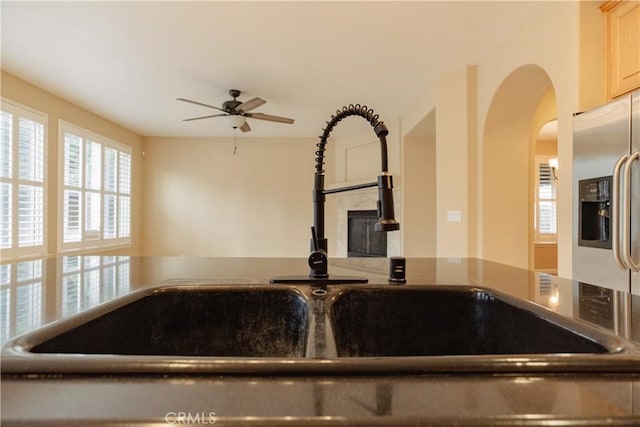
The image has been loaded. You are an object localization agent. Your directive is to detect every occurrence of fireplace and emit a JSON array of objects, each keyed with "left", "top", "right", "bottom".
[{"left": 347, "top": 210, "right": 387, "bottom": 257}]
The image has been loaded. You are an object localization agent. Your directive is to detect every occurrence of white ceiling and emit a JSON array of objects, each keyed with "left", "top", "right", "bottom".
[{"left": 1, "top": 1, "right": 542, "bottom": 138}]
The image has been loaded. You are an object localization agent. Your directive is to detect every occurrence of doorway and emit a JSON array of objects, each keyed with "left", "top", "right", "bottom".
[{"left": 482, "top": 64, "right": 556, "bottom": 270}]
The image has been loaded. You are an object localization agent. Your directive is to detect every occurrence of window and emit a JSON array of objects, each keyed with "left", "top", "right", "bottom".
[
  {"left": 534, "top": 156, "right": 557, "bottom": 243},
  {"left": 0, "top": 99, "right": 47, "bottom": 260},
  {"left": 59, "top": 122, "right": 131, "bottom": 252}
]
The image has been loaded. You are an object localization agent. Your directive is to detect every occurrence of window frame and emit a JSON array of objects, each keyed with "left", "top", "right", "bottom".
[
  {"left": 57, "top": 121, "right": 132, "bottom": 253},
  {"left": 0, "top": 98, "right": 48, "bottom": 260},
  {"left": 534, "top": 155, "right": 558, "bottom": 244}
]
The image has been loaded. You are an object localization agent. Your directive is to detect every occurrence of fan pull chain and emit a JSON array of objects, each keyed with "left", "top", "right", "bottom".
[{"left": 233, "top": 129, "right": 237, "bottom": 155}]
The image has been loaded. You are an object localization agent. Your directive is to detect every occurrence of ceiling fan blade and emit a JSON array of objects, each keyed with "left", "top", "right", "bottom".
[
  {"left": 177, "top": 98, "right": 225, "bottom": 112},
  {"left": 247, "top": 112, "right": 295, "bottom": 124},
  {"left": 183, "top": 113, "right": 227, "bottom": 122},
  {"left": 239, "top": 121, "right": 251, "bottom": 133},
  {"left": 237, "top": 97, "right": 266, "bottom": 113}
]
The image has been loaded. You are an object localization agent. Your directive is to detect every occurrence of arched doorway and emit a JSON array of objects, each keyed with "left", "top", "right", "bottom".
[{"left": 482, "top": 64, "right": 556, "bottom": 269}]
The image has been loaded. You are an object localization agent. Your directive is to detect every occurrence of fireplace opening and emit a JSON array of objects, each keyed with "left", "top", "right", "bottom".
[{"left": 347, "top": 210, "right": 387, "bottom": 257}]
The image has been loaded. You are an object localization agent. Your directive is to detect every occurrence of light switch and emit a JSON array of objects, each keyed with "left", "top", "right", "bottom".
[{"left": 447, "top": 210, "right": 462, "bottom": 222}]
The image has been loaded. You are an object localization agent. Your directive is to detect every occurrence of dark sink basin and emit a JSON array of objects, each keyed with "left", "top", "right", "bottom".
[
  {"left": 330, "top": 287, "right": 609, "bottom": 357},
  {"left": 3, "top": 284, "right": 636, "bottom": 375},
  {"left": 30, "top": 287, "right": 309, "bottom": 358}
]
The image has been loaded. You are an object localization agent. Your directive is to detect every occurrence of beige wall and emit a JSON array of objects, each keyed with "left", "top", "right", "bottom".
[
  {"left": 536, "top": 139, "right": 558, "bottom": 157},
  {"left": 402, "top": 109, "right": 436, "bottom": 257},
  {"left": 579, "top": 1, "right": 606, "bottom": 110},
  {"left": 401, "top": 66, "right": 479, "bottom": 257},
  {"left": 534, "top": 243, "right": 558, "bottom": 272},
  {"left": 332, "top": 116, "right": 403, "bottom": 182},
  {"left": 436, "top": 66, "right": 477, "bottom": 258},
  {"left": 141, "top": 136, "right": 317, "bottom": 257},
  {"left": 1, "top": 71, "right": 145, "bottom": 257},
  {"left": 402, "top": 135, "right": 436, "bottom": 257},
  {"left": 400, "top": 67, "right": 477, "bottom": 258},
  {"left": 400, "top": 1, "right": 580, "bottom": 278}
]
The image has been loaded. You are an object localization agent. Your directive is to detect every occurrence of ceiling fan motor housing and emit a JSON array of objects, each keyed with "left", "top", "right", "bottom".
[
  {"left": 223, "top": 89, "right": 243, "bottom": 113},
  {"left": 222, "top": 99, "right": 242, "bottom": 113}
]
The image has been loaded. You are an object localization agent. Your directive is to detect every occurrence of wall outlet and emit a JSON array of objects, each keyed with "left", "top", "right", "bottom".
[{"left": 447, "top": 210, "right": 462, "bottom": 222}]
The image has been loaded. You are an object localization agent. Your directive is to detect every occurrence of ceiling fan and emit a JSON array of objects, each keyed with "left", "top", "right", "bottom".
[{"left": 177, "top": 89, "right": 295, "bottom": 133}]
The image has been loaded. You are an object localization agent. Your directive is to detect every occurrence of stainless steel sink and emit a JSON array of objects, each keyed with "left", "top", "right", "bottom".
[
  {"left": 330, "top": 287, "right": 608, "bottom": 357},
  {"left": 2, "top": 284, "right": 638, "bottom": 375}
]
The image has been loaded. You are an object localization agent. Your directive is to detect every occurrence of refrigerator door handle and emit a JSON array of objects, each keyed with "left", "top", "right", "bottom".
[
  {"left": 622, "top": 150, "right": 639, "bottom": 272},
  {"left": 612, "top": 153, "right": 629, "bottom": 270}
]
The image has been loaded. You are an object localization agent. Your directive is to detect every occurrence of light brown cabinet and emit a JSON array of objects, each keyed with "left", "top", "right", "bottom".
[{"left": 601, "top": 1, "right": 640, "bottom": 99}]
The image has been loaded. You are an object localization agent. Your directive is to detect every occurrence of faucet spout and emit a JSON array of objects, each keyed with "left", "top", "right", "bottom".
[
  {"left": 310, "top": 104, "right": 400, "bottom": 278},
  {"left": 375, "top": 174, "right": 400, "bottom": 232}
]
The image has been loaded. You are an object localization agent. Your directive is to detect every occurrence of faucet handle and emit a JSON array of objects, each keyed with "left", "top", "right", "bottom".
[
  {"left": 308, "top": 251, "right": 328, "bottom": 278},
  {"left": 309, "top": 226, "right": 328, "bottom": 278},
  {"left": 311, "top": 226, "right": 320, "bottom": 252}
]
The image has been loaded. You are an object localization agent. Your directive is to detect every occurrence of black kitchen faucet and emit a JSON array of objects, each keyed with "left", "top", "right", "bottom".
[{"left": 272, "top": 104, "right": 399, "bottom": 284}]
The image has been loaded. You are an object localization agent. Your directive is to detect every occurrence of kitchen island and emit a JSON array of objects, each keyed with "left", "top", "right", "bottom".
[{"left": 1, "top": 256, "right": 639, "bottom": 426}]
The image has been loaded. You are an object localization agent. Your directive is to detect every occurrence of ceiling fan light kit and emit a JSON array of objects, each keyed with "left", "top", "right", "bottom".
[
  {"left": 223, "top": 114, "right": 246, "bottom": 129},
  {"left": 177, "top": 89, "right": 294, "bottom": 133}
]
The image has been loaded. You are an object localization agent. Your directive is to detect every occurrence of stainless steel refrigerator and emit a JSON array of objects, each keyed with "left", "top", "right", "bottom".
[
  {"left": 573, "top": 89, "right": 639, "bottom": 295},
  {"left": 572, "top": 91, "right": 640, "bottom": 295}
]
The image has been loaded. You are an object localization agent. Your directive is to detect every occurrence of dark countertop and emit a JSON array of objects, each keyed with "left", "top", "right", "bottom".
[{"left": 1, "top": 256, "right": 639, "bottom": 426}]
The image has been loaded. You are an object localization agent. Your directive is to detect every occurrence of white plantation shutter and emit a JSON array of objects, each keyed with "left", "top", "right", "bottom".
[
  {"left": 0, "top": 112, "right": 11, "bottom": 249},
  {"left": 0, "top": 183, "right": 11, "bottom": 249},
  {"left": 18, "top": 185, "right": 44, "bottom": 246},
  {"left": 535, "top": 158, "right": 557, "bottom": 243},
  {"left": 103, "top": 147, "right": 117, "bottom": 239},
  {"left": 0, "top": 112, "right": 11, "bottom": 179},
  {"left": 85, "top": 140, "right": 101, "bottom": 190},
  {"left": 104, "top": 147, "right": 117, "bottom": 192},
  {"left": 0, "top": 100, "right": 47, "bottom": 259},
  {"left": 118, "top": 195, "right": 130, "bottom": 238},
  {"left": 60, "top": 122, "right": 132, "bottom": 251},
  {"left": 64, "top": 134, "right": 82, "bottom": 187},
  {"left": 84, "top": 140, "right": 101, "bottom": 241},
  {"left": 63, "top": 190, "right": 81, "bottom": 243},
  {"left": 118, "top": 152, "right": 131, "bottom": 238},
  {"left": 104, "top": 194, "right": 117, "bottom": 239},
  {"left": 18, "top": 118, "right": 44, "bottom": 182},
  {"left": 63, "top": 133, "right": 82, "bottom": 243},
  {"left": 84, "top": 191, "right": 101, "bottom": 240}
]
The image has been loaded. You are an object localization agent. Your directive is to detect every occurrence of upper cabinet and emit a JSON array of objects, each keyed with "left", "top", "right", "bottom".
[{"left": 601, "top": 1, "right": 640, "bottom": 99}]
